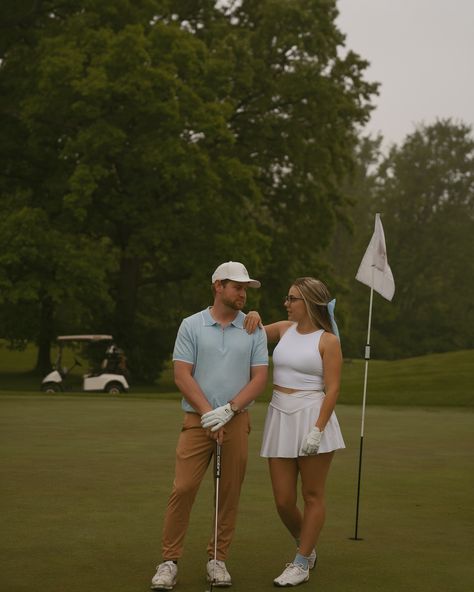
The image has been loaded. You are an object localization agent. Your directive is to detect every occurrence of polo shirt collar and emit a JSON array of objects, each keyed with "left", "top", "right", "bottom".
[
  {"left": 202, "top": 307, "right": 217, "bottom": 326},
  {"left": 202, "top": 307, "right": 245, "bottom": 329},
  {"left": 231, "top": 311, "right": 245, "bottom": 329}
]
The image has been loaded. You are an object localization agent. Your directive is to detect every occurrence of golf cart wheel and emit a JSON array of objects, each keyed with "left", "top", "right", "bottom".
[
  {"left": 41, "top": 382, "right": 61, "bottom": 393},
  {"left": 105, "top": 381, "right": 123, "bottom": 394}
]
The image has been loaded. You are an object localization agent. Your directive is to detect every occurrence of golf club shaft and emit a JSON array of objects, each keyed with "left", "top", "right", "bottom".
[{"left": 211, "top": 442, "right": 222, "bottom": 591}]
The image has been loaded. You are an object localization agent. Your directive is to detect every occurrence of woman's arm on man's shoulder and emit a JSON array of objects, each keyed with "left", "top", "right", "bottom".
[
  {"left": 244, "top": 311, "right": 291, "bottom": 343},
  {"left": 264, "top": 321, "right": 292, "bottom": 343}
]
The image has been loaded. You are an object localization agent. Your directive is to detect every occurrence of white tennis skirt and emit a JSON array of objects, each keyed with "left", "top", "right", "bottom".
[{"left": 260, "top": 390, "right": 345, "bottom": 458}]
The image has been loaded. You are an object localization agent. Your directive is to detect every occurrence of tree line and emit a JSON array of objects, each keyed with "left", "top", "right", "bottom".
[
  {"left": 0, "top": 1, "right": 472, "bottom": 380},
  {"left": 332, "top": 122, "right": 473, "bottom": 360}
]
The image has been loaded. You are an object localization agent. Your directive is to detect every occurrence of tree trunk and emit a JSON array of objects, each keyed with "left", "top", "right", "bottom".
[
  {"left": 35, "top": 296, "right": 54, "bottom": 374},
  {"left": 115, "top": 254, "right": 140, "bottom": 348}
]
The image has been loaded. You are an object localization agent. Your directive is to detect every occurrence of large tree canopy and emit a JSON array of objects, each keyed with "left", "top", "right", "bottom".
[
  {"left": 0, "top": 0, "right": 376, "bottom": 378},
  {"left": 221, "top": 0, "right": 377, "bottom": 314}
]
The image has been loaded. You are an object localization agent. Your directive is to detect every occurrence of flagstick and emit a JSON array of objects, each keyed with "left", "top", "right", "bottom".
[
  {"left": 352, "top": 212, "right": 395, "bottom": 540},
  {"left": 351, "top": 272, "right": 375, "bottom": 541}
]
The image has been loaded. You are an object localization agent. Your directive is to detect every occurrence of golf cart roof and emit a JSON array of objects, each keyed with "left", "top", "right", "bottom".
[{"left": 57, "top": 335, "right": 114, "bottom": 342}]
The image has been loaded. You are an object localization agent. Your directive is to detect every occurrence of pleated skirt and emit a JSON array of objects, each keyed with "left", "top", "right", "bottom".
[{"left": 260, "top": 390, "right": 345, "bottom": 458}]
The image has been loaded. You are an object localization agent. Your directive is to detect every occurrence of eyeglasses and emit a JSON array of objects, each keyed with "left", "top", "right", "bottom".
[{"left": 284, "top": 295, "right": 304, "bottom": 303}]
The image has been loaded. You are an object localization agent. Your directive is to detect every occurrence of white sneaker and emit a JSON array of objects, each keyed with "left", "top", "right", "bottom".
[
  {"left": 274, "top": 562, "right": 310, "bottom": 587},
  {"left": 206, "top": 559, "right": 232, "bottom": 587},
  {"left": 151, "top": 561, "right": 178, "bottom": 590}
]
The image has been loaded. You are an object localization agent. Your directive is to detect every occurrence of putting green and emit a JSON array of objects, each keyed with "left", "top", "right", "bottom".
[{"left": 1, "top": 395, "right": 473, "bottom": 591}]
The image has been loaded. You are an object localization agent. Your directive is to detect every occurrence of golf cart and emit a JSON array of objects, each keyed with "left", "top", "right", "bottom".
[{"left": 41, "top": 335, "right": 130, "bottom": 394}]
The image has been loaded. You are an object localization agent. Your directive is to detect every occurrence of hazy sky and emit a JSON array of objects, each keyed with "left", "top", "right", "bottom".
[{"left": 337, "top": 0, "right": 474, "bottom": 148}]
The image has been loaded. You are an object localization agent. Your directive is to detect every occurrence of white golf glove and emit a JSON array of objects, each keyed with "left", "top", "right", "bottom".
[
  {"left": 301, "top": 426, "right": 323, "bottom": 455},
  {"left": 201, "top": 404, "right": 235, "bottom": 432}
]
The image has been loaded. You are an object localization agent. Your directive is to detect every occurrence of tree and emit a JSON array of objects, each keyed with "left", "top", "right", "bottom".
[
  {"left": 374, "top": 120, "right": 474, "bottom": 356},
  {"left": 0, "top": 1, "right": 267, "bottom": 376},
  {"left": 209, "top": 0, "right": 378, "bottom": 319},
  {"left": 0, "top": 0, "right": 377, "bottom": 378},
  {"left": 329, "top": 120, "right": 474, "bottom": 359},
  {"left": 0, "top": 2, "right": 119, "bottom": 372},
  {"left": 0, "top": 205, "right": 117, "bottom": 372}
]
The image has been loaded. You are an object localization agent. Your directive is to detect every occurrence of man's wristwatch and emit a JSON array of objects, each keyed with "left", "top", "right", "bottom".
[{"left": 229, "top": 400, "right": 240, "bottom": 414}]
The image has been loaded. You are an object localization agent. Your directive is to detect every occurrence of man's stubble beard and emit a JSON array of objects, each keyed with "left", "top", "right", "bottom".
[{"left": 221, "top": 296, "right": 246, "bottom": 311}]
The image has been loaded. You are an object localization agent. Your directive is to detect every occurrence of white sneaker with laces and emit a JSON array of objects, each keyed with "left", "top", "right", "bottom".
[
  {"left": 274, "top": 562, "right": 310, "bottom": 587},
  {"left": 151, "top": 561, "right": 178, "bottom": 590},
  {"left": 206, "top": 559, "right": 232, "bottom": 587}
]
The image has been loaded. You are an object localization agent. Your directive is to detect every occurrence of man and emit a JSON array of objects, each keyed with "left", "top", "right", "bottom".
[{"left": 151, "top": 261, "right": 268, "bottom": 590}]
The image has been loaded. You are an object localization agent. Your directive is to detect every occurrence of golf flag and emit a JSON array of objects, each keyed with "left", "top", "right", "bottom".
[
  {"left": 351, "top": 212, "right": 395, "bottom": 541},
  {"left": 356, "top": 213, "right": 395, "bottom": 301}
]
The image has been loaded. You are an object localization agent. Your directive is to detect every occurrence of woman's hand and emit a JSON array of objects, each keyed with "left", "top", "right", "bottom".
[
  {"left": 300, "top": 426, "right": 323, "bottom": 455},
  {"left": 244, "top": 311, "right": 263, "bottom": 334}
]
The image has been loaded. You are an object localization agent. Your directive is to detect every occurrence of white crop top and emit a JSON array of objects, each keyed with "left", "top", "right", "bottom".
[{"left": 272, "top": 324, "right": 325, "bottom": 390}]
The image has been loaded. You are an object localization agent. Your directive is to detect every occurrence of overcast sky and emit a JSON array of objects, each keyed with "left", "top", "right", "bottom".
[{"left": 336, "top": 0, "right": 474, "bottom": 148}]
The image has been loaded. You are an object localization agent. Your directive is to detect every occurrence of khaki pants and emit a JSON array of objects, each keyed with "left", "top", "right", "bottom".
[{"left": 161, "top": 411, "right": 250, "bottom": 561}]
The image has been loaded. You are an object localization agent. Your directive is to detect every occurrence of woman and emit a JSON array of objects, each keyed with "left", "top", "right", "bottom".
[{"left": 245, "top": 277, "right": 345, "bottom": 587}]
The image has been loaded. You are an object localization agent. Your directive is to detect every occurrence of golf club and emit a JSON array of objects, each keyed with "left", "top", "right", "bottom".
[{"left": 207, "top": 441, "right": 222, "bottom": 592}]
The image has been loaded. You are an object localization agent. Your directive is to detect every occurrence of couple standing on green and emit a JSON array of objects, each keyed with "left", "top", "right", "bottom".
[{"left": 150, "top": 261, "right": 345, "bottom": 590}]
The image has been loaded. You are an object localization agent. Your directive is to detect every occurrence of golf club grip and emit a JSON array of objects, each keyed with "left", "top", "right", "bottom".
[{"left": 215, "top": 442, "right": 221, "bottom": 479}]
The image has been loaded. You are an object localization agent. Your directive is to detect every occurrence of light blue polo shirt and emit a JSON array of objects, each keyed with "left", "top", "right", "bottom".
[{"left": 173, "top": 307, "right": 268, "bottom": 413}]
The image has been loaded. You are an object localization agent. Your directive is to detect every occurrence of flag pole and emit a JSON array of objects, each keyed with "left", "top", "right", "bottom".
[
  {"left": 351, "top": 268, "right": 374, "bottom": 541},
  {"left": 352, "top": 212, "right": 395, "bottom": 541}
]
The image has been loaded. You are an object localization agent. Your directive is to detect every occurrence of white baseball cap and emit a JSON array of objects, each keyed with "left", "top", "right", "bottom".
[{"left": 211, "top": 261, "right": 261, "bottom": 288}]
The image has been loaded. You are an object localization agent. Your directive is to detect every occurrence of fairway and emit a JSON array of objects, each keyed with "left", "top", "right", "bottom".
[{"left": 1, "top": 395, "right": 473, "bottom": 592}]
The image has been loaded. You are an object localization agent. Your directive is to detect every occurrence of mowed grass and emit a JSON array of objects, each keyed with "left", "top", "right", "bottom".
[
  {"left": 338, "top": 349, "right": 474, "bottom": 407},
  {"left": 1, "top": 395, "right": 473, "bottom": 592},
  {"left": 1, "top": 341, "right": 473, "bottom": 407}
]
